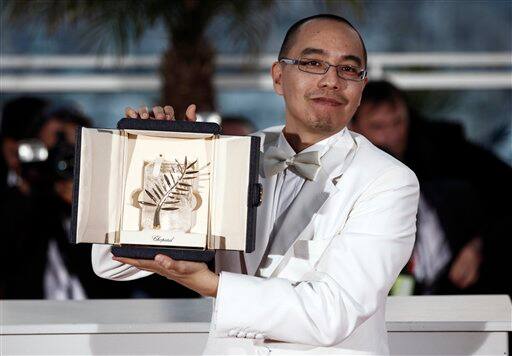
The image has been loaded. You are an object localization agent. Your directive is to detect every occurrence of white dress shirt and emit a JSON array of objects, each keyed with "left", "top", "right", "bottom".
[
  {"left": 44, "top": 217, "right": 86, "bottom": 300},
  {"left": 413, "top": 194, "right": 452, "bottom": 286},
  {"left": 269, "top": 128, "right": 348, "bottom": 252}
]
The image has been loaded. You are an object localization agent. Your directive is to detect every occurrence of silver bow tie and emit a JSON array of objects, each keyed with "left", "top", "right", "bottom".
[{"left": 263, "top": 146, "right": 321, "bottom": 181}]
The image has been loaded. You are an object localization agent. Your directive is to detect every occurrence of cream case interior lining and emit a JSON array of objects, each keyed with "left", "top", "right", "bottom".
[{"left": 75, "top": 128, "right": 251, "bottom": 251}]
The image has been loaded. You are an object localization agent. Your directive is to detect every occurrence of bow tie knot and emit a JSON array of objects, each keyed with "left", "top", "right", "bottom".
[{"left": 263, "top": 146, "right": 322, "bottom": 181}]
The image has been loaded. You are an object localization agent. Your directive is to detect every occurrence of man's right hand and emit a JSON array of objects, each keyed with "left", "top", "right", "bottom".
[
  {"left": 449, "top": 237, "right": 482, "bottom": 289},
  {"left": 124, "top": 104, "right": 197, "bottom": 122}
]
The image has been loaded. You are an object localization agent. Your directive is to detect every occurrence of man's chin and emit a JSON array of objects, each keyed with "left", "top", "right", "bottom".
[{"left": 307, "top": 116, "right": 345, "bottom": 134}]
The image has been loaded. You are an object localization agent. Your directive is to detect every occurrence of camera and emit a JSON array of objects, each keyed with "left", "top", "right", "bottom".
[{"left": 18, "top": 132, "right": 75, "bottom": 189}]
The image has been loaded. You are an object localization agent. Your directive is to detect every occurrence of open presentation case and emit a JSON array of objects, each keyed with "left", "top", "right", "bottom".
[{"left": 70, "top": 119, "right": 261, "bottom": 262}]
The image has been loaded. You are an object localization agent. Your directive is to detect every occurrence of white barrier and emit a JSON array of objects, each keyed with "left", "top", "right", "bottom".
[{"left": 1, "top": 295, "right": 510, "bottom": 355}]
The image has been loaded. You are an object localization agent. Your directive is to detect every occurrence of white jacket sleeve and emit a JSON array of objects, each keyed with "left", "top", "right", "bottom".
[
  {"left": 91, "top": 244, "right": 153, "bottom": 281},
  {"left": 213, "top": 166, "right": 419, "bottom": 346}
]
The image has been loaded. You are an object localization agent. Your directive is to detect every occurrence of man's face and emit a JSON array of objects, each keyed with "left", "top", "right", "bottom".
[
  {"left": 38, "top": 118, "right": 64, "bottom": 148},
  {"left": 221, "top": 121, "right": 254, "bottom": 136},
  {"left": 272, "top": 19, "right": 367, "bottom": 138},
  {"left": 352, "top": 99, "right": 410, "bottom": 159},
  {"left": 2, "top": 137, "right": 20, "bottom": 172}
]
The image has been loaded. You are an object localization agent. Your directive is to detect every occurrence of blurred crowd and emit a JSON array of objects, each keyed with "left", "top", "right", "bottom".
[
  {"left": 351, "top": 81, "right": 511, "bottom": 296},
  {"left": 0, "top": 98, "right": 199, "bottom": 300},
  {"left": 0, "top": 81, "right": 510, "bottom": 300}
]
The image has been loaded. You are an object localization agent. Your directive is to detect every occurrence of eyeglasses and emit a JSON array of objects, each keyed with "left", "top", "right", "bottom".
[{"left": 279, "top": 57, "right": 367, "bottom": 82}]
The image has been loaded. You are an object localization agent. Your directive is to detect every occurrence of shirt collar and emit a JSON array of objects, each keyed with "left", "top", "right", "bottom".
[{"left": 277, "top": 127, "right": 348, "bottom": 158}]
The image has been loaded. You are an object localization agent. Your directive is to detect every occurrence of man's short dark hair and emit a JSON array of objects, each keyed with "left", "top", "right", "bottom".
[
  {"left": 278, "top": 14, "right": 367, "bottom": 67},
  {"left": 45, "top": 107, "right": 92, "bottom": 128},
  {"left": 28, "top": 106, "right": 92, "bottom": 138},
  {"left": 1, "top": 96, "right": 49, "bottom": 140}
]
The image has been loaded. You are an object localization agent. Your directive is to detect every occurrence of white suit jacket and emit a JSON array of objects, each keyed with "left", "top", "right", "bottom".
[{"left": 92, "top": 125, "right": 419, "bottom": 355}]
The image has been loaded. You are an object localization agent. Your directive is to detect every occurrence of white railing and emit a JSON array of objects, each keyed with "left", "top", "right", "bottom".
[{"left": 1, "top": 53, "right": 511, "bottom": 92}]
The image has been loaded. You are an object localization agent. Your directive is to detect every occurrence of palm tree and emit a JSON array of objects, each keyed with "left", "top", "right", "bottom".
[{"left": 2, "top": 0, "right": 275, "bottom": 117}]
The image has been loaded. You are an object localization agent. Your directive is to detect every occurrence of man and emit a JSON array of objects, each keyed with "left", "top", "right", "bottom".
[
  {"left": 220, "top": 115, "right": 256, "bottom": 135},
  {"left": 0, "top": 97, "right": 49, "bottom": 197},
  {"left": 0, "top": 98, "right": 49, "bottom": 299},
  {"left": 351, "top": 80, "right": 511, "bottom": 295},
  {"left": 92, "top": 15, "right": 419, "bottom": 354},
  {"left": 1, "top": 106, "right": 128, "bottom": 300}
]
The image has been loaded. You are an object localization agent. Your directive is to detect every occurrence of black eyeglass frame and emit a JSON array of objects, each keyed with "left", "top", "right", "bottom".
[{"left": 279, "top": 57, "right": 368, "bottom": 82}]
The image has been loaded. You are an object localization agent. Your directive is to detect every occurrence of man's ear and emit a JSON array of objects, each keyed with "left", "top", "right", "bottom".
[
  {"left": 362, "top": 77, "right": 368, "bottom": 88},
  {"left": 271, "top": 62, "right": 283, "bottom": 96},
  {"left": 356, "top": 77, "right": 369, "bottom": 107}
]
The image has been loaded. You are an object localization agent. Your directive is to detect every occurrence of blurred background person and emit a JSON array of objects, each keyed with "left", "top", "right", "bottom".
[
  {"left": 0, "top": 104, "right": 108, "bottom": 299},
  {"left": 1, "top": 97, "right": 51, "bottom": 298},
  {"left": 0, "top": 97, "right": 50, "bottom": 197},
  {"left": 220, "top": 115, "right": 256, "bottom": 135},
  {"left": 33, "top": 107, "right": 105, "bottom": 300},
  {"left": 1, "top": 102, "right": 197, "bottom": 299},
  {"left": 351, "top": 80, "right": 511, "bottom": 295}
]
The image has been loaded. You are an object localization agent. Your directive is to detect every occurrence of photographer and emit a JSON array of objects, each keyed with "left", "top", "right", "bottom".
[
  {"left": 1, "top": 106, "right": 99, "bottom": 299},
  {"left": 0, "top": 97, "right": 49, "bottom": 197},
  {"left": 37, "top": 108, "right": 92, "bottom": 299}
]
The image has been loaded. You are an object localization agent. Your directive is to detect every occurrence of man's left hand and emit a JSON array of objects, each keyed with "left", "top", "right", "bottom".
[{"left": 113, "top": 254, "right": 219, "bottom": 297}]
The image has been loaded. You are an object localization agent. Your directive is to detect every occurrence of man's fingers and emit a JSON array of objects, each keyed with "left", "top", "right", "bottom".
[
  {"left": 154, "top": 254, "right": 203, "bottom": 275},
  {"left": 456, "top": 271, "right": 471, "bottom": 289},
  {"left": 155, "top": 254, "right": 176, "bottom": 269},
  {"left": 153, "top": 106, "right": 165, "bottom": 120},
  {"left": 113, "top": 256, "right": 157, "bottom": 270},
  {"left": 139, "top": 106, "right": 149, "bottom": 119},
  {"left": 460, "top": 264, "right": 478, "bottom": 289},
  {"left": 113, "top": 254, "right": 217, "bottom": 296},
  {"left": 450, "top": 273, "right": 464, "bottom": 288},
  {"left": 126, "top": 104, "right": 194, "bottom": 121},
  {"left": 448, "top": 262, "right": 463, "bottom": 284},
  {"left": 449, "top": 243, "right": 482, "bottom": 289},
  {"left": 449, "top": 260, "right": 478, "bottom": 289},
  {"left": 466, "top": 269, "right": 479, "bottom": 288},
  {"left": 125, "top": 107, "right": 139, "bottom": 119},
  {"left": 163, "top": 105, "right": 175, "bottom": 120},
  {"left": 185, "top": 104, "right": 197, "bottom": 122},
  {"left": 113, "top": 256, "right": 138, "bottom": 265}
]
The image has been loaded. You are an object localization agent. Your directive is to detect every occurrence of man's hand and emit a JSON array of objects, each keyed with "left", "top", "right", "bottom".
[
  {"left": 124, "top": 104, "right": 197, "bottom": 121},
  {"left": 449, "top": 237, "right": 482, "bottom": 289},
  {"left": 113, "top": 254, "right": 219, "bottom": 297}
]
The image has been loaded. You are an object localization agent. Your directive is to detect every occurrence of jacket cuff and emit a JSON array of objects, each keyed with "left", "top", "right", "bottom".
[{"left": 212, "top": 271, "right": 269, "bottom": 340}]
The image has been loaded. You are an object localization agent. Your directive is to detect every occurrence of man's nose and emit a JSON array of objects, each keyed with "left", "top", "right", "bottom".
[{"left": 318, "top": 66, "right": 345, "bottom": 90}]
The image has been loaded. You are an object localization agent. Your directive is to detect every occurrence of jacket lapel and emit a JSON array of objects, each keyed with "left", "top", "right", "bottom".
[
  {"left": 256, "top": 132, "right": 357, "bottom": 276},
  {"left": 265, "top": 158, "right": 339, "bottom": 257},
  {"left": 265, "top": 132, "right": 358, "bottom": 277}
]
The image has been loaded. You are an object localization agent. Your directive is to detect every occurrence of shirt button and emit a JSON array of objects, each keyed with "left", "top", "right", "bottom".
[
  {"left": 236, "top": 331, "right": 246, "bottom": 338},
  {"left": 228, "top": 329, "right": 238, "bottom": 337},
  {"left": 255, "top": 333, "right": 265, "bottom": 339}
]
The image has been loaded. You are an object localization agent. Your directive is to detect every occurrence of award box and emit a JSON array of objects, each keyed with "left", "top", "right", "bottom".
[{"left": 70, "top": 119, "right": 261, "bottom": 262}]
